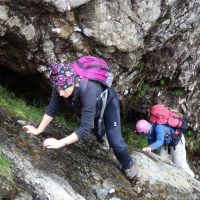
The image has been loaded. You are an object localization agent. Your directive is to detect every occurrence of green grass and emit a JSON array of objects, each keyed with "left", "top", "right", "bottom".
[
  {"left": 122, "top": 125, "right": 148, "bottom": 149},
  {"left": 0, "top": 86, "right": 43, "bottom": 120},
  {"left": 0, "top": 86, "right": 78, "bottom": 129},
  {"left": 0, "top": 152, "right": 13, "bottom": 183},
  {"left": 55, "top": 113, "right": 78, "bottom": 129}
]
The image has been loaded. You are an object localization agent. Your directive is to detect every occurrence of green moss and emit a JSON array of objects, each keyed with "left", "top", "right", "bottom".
[{"left": 159, "top": 79, "right": 165, "bottom": 86}]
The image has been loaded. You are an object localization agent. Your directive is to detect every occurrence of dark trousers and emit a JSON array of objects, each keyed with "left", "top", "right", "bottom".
[{"left": 94, "top": 95, "right": 133, "bottom": 170}]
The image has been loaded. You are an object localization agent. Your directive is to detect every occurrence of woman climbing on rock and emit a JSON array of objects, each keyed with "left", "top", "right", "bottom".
[{"left": 23, "top": 56, "right": 137, "bottom": 180}]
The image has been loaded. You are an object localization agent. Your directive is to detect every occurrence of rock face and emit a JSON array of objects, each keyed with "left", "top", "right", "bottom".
[
  {"left": 0, "top": 0, "right": 200, "bottom": 127},
  {"left": 0, "top": 108, "right": 200, "bottom": 199}
]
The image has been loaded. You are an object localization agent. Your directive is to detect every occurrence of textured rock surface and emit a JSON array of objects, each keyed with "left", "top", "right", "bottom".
[{"left": 0, "top": 109, "right": 200, "bottom": 199}]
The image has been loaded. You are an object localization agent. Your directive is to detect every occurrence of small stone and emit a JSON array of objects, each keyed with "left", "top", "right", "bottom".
[
  {"left": 16, "top": 120, "right": 27, "bottom": 126},
  {"left": 109, "top": 188, "right": 115, "bottom": 194},
  {"left": 52, "top": 28, "right": 61, "bottom": 33}
]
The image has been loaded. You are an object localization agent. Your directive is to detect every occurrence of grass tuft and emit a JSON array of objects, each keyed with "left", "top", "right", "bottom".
[
  {"left": 0, "top": 86, "right": 78, "bottom": 128},
  {"left": 122, "top": 125, "right": 148, "bottom": 149},
  {"left": 0, "top": 152, "right": 13, "bottom": 183}
]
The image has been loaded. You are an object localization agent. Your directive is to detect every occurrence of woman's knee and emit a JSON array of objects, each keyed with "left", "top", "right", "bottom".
[{"left": 109, "top": 139, "right": 127, "bottom": 152}]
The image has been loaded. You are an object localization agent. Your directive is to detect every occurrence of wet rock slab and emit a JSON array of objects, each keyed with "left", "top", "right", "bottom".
[{"left": 0, "top": 108, "right": 200, "bottom": 200}]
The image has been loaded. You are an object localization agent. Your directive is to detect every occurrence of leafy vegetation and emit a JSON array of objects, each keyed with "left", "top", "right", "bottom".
[
  {"left": 185, "top": 130, "right": 200, "bottom": 155},
  {"left": 137, "top": 82, "right": 150, "bottom": 98}
]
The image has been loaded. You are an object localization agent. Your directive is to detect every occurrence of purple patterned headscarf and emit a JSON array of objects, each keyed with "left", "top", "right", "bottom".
[{"left": 48, "top": 63, "right": 80, "bottom": 90}]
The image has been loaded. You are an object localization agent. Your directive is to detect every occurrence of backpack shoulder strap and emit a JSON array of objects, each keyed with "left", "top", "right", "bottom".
[
  {"left": 98, "top": 89, "right": 108, "bottom": 137},
  {"left": 148, "top": 122, "right": 156, "bottom": 141},
  {"left": 79, "top": 79, "right": 89, "bottom": 95}
]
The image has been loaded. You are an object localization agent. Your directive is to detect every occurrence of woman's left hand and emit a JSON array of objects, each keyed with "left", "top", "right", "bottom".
[{"left": 43, "top": 138, "right": 65, "bottom": 149}]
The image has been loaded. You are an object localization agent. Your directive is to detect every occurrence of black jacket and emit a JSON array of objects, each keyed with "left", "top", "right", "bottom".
[{"left": 45, "top": 80, "right": 116, "bottom": 139}]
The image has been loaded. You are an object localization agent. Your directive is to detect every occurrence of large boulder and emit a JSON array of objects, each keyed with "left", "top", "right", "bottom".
[{"left": 0, "top": 107, "right": 200, "bottom": 199}]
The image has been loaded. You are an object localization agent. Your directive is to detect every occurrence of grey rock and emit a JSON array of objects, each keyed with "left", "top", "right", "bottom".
[{"left": 0, "top": 112, "right": 200, "bottom": 200}]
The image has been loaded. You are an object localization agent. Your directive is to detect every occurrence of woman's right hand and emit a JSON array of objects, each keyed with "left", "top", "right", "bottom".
[{"left": 23, "top": 125, "right": 41, "bottom": 135}]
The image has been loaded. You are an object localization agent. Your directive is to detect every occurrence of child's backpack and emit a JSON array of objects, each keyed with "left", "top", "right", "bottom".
[
  {"left": 71, "top": 56, "right": 113, "bottom": 88},
  {"left": 149, "top": 104, "right": 189, "bottom": 135}
]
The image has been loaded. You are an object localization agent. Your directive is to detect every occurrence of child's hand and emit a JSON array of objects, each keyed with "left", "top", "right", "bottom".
[{"left": 142, "top": 147, "right": 152, "bottom": 152}]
